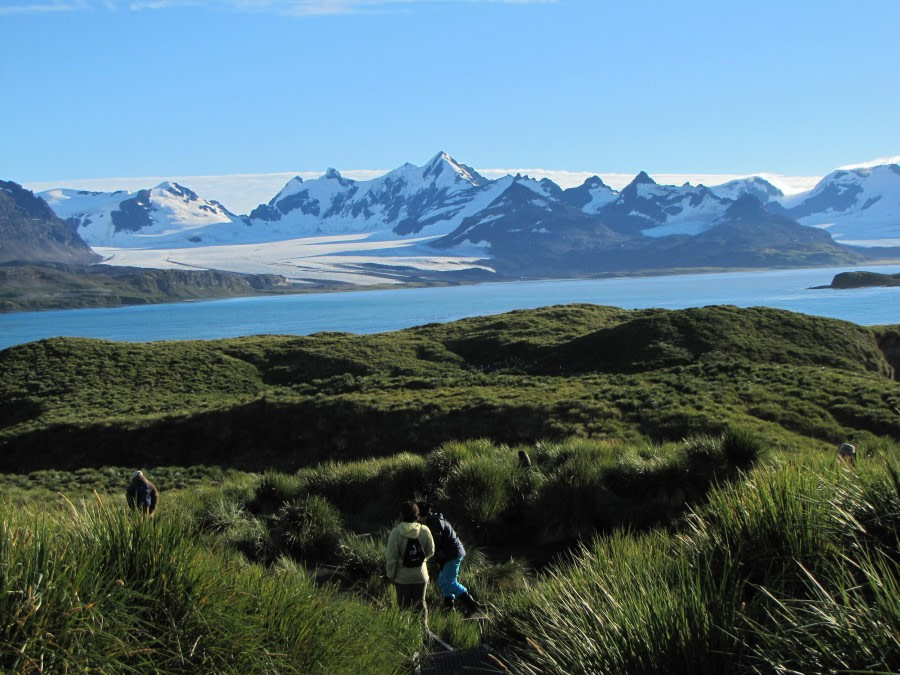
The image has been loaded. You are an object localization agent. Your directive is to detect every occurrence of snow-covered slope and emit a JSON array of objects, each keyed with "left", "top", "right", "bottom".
[
  {"left": 711, "top": 176, "right": 784, "bottom": 205},
  {"left": 435, "top": 174, "right": 579, "bottom": 248},
  {"left": 783, "top": 164, "right": 900, "bottom": 245},
  {"left": 561, "top": 176, "right": 618, "bottom": 213},
  {"left": 29, "top": 155, "right": 900, "bottom": 286},
  {"left": 247, "top": 151, "right": 489, "bottom": 238},
  {"left": 40, "top": 182, "right": 247, "bottom": 247},
  {"left": 598, "top": 171, "right": 732, "bottom": 237}
]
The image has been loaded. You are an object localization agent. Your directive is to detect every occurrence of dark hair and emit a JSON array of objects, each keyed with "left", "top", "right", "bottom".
[
  {"left": 399, "top": 500, "right": 419, "bottom": 523},
  {"left": 417, "top": 501, "right": 432, "bottom": 517}
]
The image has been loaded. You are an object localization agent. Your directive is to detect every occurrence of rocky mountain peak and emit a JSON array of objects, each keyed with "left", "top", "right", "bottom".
[
  {"left": 722, "top": 194, "right": 770, "bottom": 222},
  {"left": 630, "top": 171, "right": 657, "bottom": 187},
  {"left": 0, "top": 180, "right": 100, "bottom": 264}
]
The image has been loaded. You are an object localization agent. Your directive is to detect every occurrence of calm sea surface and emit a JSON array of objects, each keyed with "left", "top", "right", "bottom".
[{"left": 2, "top": 265, "right": 899, "bottom": 350}]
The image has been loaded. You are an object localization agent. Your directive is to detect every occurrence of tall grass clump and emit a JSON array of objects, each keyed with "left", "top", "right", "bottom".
[
  {"left": 683, "top": 464, "right": 840, "bottom": 594},
  {"left": 338, "top": 529, "right": 391, "bottom": 585},
  {"left": 271, "top": 495, "right": 343, "bottom": 564},
  {"left": 0, "top": 497, "right": 422, "bottom": 673},
  {"left": 245, "top": 470, "right": 306, "bottom": 515},
  {"left": 445, "top": 452, "right": 515, "bottom": 532},
  {"left": 720, "top": 426, "right": 765, "bottom": 469},
  {"left": 493, "top": 531, "right": 740, "bottom": 674},
  {"left": 493, "top": 453, "right": 900, "bottom": 673},
  {"left": 744, "top": 548, "right": 900, "bottom": 673},
  {"left": 299, "top": 453, "right": 426, "bottom": 530},
  {"left": 530, "top": 446, "right": 614, "bottom": 541},
  {"left": 423, "top": 439, "right": 501, "bottom": 495},
  {"left": 189, "top": 477, "right": 272, "bottom": 560},
  {"left": 528, "top": 436, "right": 730, "bottom": 541}
]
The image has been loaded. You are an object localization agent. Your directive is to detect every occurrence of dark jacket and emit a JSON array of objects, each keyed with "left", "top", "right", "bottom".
[
  {"left": 126, "top": 474, "right": 159, "bottom": 515},
  {"left": 425, "top": 512, "right": 465, "bottom": 564}
]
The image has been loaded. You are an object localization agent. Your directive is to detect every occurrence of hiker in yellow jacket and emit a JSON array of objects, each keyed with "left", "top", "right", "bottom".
[{"left": 386, "top": 501, "right": 435, "bottom": 621}]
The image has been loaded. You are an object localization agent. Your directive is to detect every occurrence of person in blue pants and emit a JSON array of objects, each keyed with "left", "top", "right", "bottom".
[{"left": 417, "top": 502, "right": 483, "bottom": 614}]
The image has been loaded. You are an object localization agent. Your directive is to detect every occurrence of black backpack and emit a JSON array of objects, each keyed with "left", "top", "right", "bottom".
[
  {"left": 402, "top": 536, "right": 426, "bottom": 567},
  {"left": 136, "top": 482, "right": 153, "bottom": 509}
]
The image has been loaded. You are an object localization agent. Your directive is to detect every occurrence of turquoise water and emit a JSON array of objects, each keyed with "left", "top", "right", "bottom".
[{"left": 1, "top": 265, "right": 898, "bottom": 350}]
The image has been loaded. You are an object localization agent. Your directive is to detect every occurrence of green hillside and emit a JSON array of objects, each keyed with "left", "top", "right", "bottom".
[
  {"left": 0, "top": 262, "right": 299, "bottom": 312},
  {"left": 1, "top": 303, "right": 897, "bottom": 473},
  {"left": 2, "top": 303, "right": 898, "bottom": 673}
]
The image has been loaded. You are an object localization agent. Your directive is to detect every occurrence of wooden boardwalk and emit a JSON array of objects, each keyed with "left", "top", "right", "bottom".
[
  {"left": 416, "top": 632, "right": 506, "bottom": 674},
  {"left": 416, "top": 645, "right": 505, "bottom": 674}
]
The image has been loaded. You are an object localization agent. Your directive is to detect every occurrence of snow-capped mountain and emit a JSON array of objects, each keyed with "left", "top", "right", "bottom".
[
  {"left": 561, "top": 176, "right": 618, "bottom": 214},
  {"left": 35, "top": 154, "right": 900, "bottom": 254},
  {"left": 21, "top": 152, "right": 900, "bottom": 285},
  {"left": 435, "top": 174, "right": 614, "bottom": 250},
  {"left": 710, "top": 176, "right": 784, "bottom": 205},
  {"left": 595, "top": 171, "right": 732, "bottom": 237},
  {"left": 783, "top": 164, "right": 900, "bottom": 244},
  {"left": 247, "top": 151, "right": 489, "bottom": 237},
  {"left": 39, "top": 182, "right": 247, "bottom": 247}
]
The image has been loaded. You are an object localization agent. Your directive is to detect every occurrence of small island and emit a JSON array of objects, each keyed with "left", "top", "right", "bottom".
[{"left": 812, "top": 270, "right": 900, "bottom": 289}]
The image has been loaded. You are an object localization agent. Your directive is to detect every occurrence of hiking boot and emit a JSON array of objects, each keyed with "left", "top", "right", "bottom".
[
  {"left": 442, "top": 596, "right": 455, "bottom": 612},
  {"left": 457, "top": 592, "right": 484, "bottom": 614}
]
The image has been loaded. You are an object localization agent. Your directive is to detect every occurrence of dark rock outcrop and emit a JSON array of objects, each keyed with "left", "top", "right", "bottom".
[{"left": 0, "top": 180, "right": 100, "bottom": 264}]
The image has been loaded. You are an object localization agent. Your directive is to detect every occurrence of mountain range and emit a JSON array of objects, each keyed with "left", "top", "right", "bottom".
[{"left": 4, "top": 152, "right": 900, "bottom": 284}]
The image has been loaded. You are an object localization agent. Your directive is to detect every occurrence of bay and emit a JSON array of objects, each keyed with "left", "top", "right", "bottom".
[{"left": 1, "top": 264, "right": 898, "bottom": 351}]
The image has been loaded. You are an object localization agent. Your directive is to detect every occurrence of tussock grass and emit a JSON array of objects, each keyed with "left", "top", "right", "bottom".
[
  {"left": 246, "top": 470, "right": 305, "bottom": 515},
  {"left": 298, "top": 453, "right": 427, "bottom": 531},
  {"left": 492, "top": 452, "right": 900, "bottom": 674},
  {"left": 446, "top": 453, "right": 515, "bottom": 529},
  {"left": 2, "top": 435, "right": 896, "bottom": 671},
  {"left": 272, "top": 495, "right": 343, "bottom": 564},
  {"left": 0, "top": 497, "right": 421, "bottom": 673}
]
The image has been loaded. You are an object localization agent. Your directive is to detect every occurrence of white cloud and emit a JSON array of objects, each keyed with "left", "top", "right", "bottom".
[
  {"left": 0, "top": 1, "right": 90, "bottom": 14},
  {"left": 838, "top": 155, "right": 900, "bottom": 170},
  {"left": 0, "top": 0, "right": 553, "bottom": 14}
]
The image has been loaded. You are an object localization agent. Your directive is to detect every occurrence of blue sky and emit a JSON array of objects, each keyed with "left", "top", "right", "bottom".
[{"left": 2, "top": 0, "right": 899, "bottom": 200}]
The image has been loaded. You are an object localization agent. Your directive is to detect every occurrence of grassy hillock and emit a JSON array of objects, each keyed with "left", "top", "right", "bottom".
[
  {"left": 828, "top": 270, "right": 900, "bottom": 288},
  {"left": 1, "top": 304, "right": 898, "bottom": 473}
]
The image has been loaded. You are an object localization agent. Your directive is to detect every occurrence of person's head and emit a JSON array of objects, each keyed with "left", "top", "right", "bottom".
[
  {"left": 399, "top": 500, "right": 419, "bottom": 523},
  {"left": 838, "top": 443, "right": 856, "bottom": 463},
  {"left": 132, "top": 470, "right": 144, "bottom": 480}
]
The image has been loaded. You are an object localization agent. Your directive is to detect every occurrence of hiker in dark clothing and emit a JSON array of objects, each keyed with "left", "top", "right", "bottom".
[
  {"left": 126, "top": 470, "right": 159, "bottom": 515},
  {"left": 417, "top": 502, "right": 483, "bottom": 614},
  {"left": 518, "top": 449, "right": 532, "bottom": 469},
  {"left": 838, "top": 442, "right": 857, "bottom": 466}
]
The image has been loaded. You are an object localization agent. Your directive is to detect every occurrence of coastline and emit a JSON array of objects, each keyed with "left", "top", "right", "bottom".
[{"left": 5, "top": 259, "right": 900, "bottom": 316}]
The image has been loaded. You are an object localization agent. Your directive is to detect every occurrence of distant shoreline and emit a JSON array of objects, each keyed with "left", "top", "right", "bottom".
[
  {"left": 5, "top": 260, "right": 900, "bottom": 315},
  {"left": 810, "top": 270, "right": 900, "bottom": 290}
]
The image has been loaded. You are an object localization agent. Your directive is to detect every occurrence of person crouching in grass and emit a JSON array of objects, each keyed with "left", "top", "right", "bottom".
[{"left": 418, "top": 501, "right": 484, "bottom": 615}]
